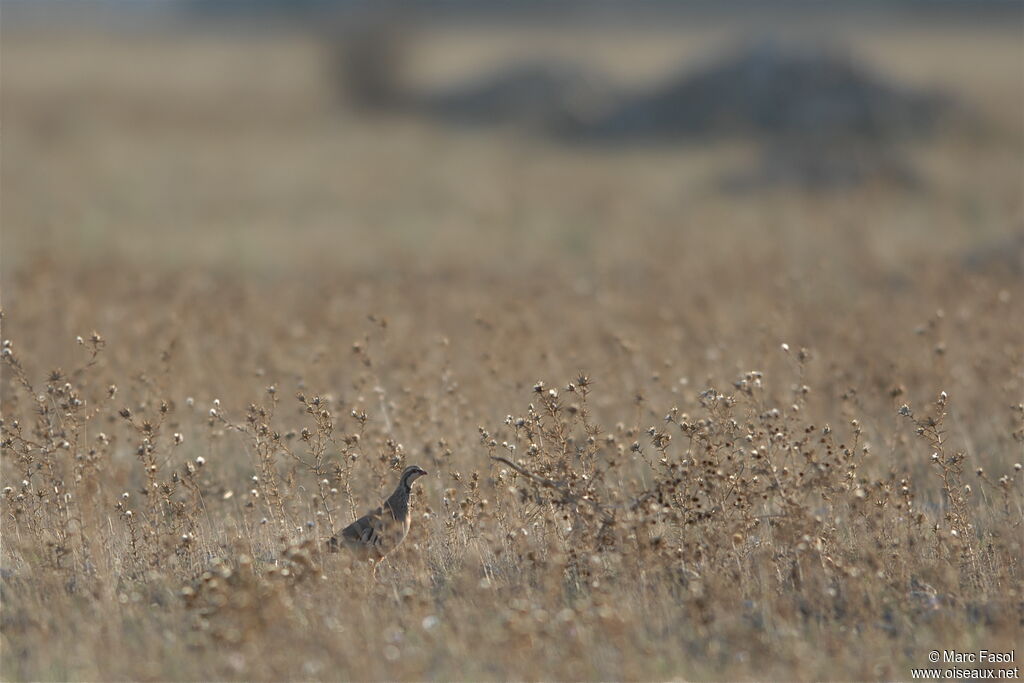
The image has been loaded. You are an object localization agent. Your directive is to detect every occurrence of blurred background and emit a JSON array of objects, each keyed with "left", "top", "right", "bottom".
[
  {"left": 3, "top": 6, "right": 1022, "bottom": 681},
  {"left": 2, "top": 0, "right": 1021, "bottom": 278}
]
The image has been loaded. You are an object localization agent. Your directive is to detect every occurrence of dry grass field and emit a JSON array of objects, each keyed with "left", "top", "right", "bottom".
[{"left": 1, "top": 13, "right": 1022, "bottom": 681}]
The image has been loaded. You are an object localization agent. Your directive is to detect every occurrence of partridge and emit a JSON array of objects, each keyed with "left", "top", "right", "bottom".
[{"left": 328, "top": 465, "right": 428, "bottom": 562}]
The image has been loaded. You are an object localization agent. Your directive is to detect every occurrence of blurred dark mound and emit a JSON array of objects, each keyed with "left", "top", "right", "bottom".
[
  {"left": 331, "top": 33, "right": 959, "bottom": 190},
  {"left": 564, "top": 40, "right": 957, "bottom": 191},
  {"left": 561, "top": 41, "right": 952, "bottom": 143}
]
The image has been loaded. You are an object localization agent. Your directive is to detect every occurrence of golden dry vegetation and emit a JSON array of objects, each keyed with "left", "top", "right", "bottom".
[{"left": 1, "top": 16, "right": 1022, "bottom": 681}]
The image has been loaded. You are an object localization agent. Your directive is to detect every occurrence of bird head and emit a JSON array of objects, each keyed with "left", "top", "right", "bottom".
[{"left": 400, "top": 465, "right": 428, "bottom": 490}]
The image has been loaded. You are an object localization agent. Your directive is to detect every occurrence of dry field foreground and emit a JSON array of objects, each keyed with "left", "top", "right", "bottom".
[{"left": 1, "top": 23, "right": 1023, "bottom": 681}]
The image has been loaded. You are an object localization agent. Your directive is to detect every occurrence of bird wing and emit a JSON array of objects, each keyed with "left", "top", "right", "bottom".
[
  {"left": 329, "top": 504, "right": 398, "bottom": 555},
  {"left": 343, "top": 508, "right": 385, "bottom": 545}
]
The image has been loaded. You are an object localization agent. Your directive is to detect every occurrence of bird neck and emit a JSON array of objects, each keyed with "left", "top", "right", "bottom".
[{"left": 387, "top": 481, "right": 411, "bottom": 517}]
